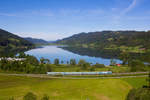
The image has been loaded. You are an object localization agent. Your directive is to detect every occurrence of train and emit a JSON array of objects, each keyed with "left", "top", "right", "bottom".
[{"left": 47, "top": 71, "right": 112, "bottom": 75}]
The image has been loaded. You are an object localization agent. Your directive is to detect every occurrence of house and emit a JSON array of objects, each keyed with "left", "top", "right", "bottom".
[{"left": 116, "top": 64, "right": 121, "bottom": 67}]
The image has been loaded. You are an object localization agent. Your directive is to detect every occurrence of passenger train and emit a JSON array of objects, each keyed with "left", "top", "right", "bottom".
[{"left": 47, "top": 71, "right": 112, "bottom": 75}]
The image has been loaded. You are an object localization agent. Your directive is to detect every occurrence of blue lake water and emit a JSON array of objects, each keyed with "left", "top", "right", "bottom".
[{"left": 25, "top": 45, "right": 122, "bottom": 65}]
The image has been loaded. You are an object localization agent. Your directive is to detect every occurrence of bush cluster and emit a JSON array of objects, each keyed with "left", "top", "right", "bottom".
[{"left": 9, "top": 92, "right": 49, "bottom": 100}]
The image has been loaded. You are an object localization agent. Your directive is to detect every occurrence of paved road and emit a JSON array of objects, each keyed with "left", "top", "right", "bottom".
[{"left": 0, "top": 72, "right": 148, "bottom": 79}]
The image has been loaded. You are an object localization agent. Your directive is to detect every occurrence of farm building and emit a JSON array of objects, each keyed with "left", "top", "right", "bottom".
[{"left": 0, "top": 57, "right": 25, "bottom": 61}]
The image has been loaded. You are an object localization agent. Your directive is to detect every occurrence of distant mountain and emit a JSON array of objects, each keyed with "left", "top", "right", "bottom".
[
  {"left": 48, "top": 41, "right": 55, "bottom": 43},
  {"left": 0, "top": 29, "right": 34, "bottom": 56},
  {"left": 24, "top": 37, "right": 48, "bottom": 44},
  {"left": 57, "top": 31, "right": 150, "bottom": 52}
]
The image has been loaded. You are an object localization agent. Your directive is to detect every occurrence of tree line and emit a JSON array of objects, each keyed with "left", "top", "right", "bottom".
[
  {"left": 0, "top": 51, "right": 149, "bottom": 74},
  {"left": 0, "top": 52, "right": 107, "bottom": 74}
]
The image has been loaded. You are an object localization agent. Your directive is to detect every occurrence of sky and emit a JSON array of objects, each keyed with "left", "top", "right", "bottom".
[{"left": 0, "top": 0, "right": 150, "bottom": 41}]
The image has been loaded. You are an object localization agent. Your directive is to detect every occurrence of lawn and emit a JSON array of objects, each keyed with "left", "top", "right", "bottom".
[{"left": 0, "top": 75, "right": 147, "bottom": 100}]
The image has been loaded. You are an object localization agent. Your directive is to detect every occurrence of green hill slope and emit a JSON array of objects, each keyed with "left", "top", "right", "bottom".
[
  {"left": 0, "top": 29, "right": 34, "bottom": 56},
  {"left": 57, "top": 31, "right": 150, "bottom": 53},
  {"left": 24, "top": 37, "right": 48, "bottom": 44}
]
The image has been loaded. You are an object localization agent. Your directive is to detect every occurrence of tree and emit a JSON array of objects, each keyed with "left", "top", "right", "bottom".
[
  {"left": 78, "top": 59, "right": 86, "bottom": 66},
  {"left": 41, "top": 94, "right": 49, "bottom": 100},
  {"left": 26, "top": 55, "right": 39, "bottom": 66},
  {"left": 23, "top": 92, "right": 37, "bottom": 100},
  {"left": 70, "top": 59, "right": 76, "bottom": 65},
  {"left": 110, "top": 59, "right": 116, "bottom": 66},
  {"left": 54, "top": 58, "right": 59, "bottom": 65},
  {"left": 18, "top": 52, "right": 26, "bottom": 58},
  {"left": 40, "top": 57, "right": 45, "bottom": 64},
  {"left": 142, "top": 51, "right": 150, "bottom": 63},
  {"left": 129, "top": 60, "right": 145, "bottom": 72},
  {"left": 61, "top": 60, "right": 64, "bottom": 64},
  {"left": 25, "top": 64, "right": 35, "bottom": 73},
  {"left": 40, "top": 57, "right": 50, "bottom": 64},
  {"left": 119, "top": 52, "right": 131, "bottom": 65},
  {"left": 82, "top": 62, "right": 90, "bottom": 70},
  {"left": 0, "top": 58, "right": 8, "bottom": 70},
  {"left": 146, "top": 72, "right": 150, "bottom": 88},
  {"left": 66, "top": 61, "right": 69, "bottom": 65}
]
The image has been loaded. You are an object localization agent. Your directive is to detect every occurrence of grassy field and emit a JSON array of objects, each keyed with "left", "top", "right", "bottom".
[
  {"left": 0, "top": 75, "right": 147, "bottom": 100},
  {"left": 50, "top": 65, "right": 131, "bottom": 73},
  {"left": 121, "top": 77, "right": 147, "bottom": 88}
]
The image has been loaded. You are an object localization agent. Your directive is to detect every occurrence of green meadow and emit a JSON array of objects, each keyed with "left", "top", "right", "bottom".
[
  {"left": 50, "top": 65, "right": 131, "bottom": 73},
  {"left": 0, "top": 75, "right": 147, "bottom": 100}
]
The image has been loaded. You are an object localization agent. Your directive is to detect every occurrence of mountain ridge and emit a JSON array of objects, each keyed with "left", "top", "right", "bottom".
[{"left": 24, "top": 37, "right": 48, "bottom": 44}]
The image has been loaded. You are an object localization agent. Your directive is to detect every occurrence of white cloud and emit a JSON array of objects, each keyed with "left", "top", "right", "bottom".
[
  {"left": 111, "top": 0, "right": 138, "bottom": 25},
  {"left": 121, "top": 0, "right": 138, "bottom": 15}
]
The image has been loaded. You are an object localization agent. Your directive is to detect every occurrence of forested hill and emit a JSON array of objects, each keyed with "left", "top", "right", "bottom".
[
  {"left": 24, "top": 37, "right": 48, "bottom": 44},
  {"left": 0, "top": 29, "right": 34, "bottom": 56},
  {"left": 57, "top": 31, "right": 150, "bottom": 53}
]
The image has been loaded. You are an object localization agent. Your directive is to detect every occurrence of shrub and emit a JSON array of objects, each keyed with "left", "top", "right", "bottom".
[
  {"left": 45, "top": 64, "right": 52, "bottom": 72},
  {"left": 54, "top": 58, "right": 59, "bottom": 65},
  {"left": 9, "top": 97, "right": 15, "bottom": 100},
  {"left": 61, "top": 60, "right": 64, "bottom": 64},
  {"left": 81, "top": 62, "right": 90, "bottom": 70},
  {"left": 41, "top": 94, "right": 49, "bottom": 100},
  {"left": 94, "top": 63, "right": 105, "bottom": 68},
  {"left": 23, "top": 92, "right": 37, "bottom": 100},
  {"left": 89, "top": 67, "right": 95, "bottom": 71},
  {"left": 126, "top": 88, "right": 150, "bottom": 100},
  {"left": 40, "top": 57, "right": 50, "bottom": 64},
  {"left": 70, "top": 59, "right": 76, "bottom": 65},
  {"left": 66, "top": 61, "right": 69, "bottom": 64},
  {"left": 78, "top": 59, "right": 86, "bottom": 66}
]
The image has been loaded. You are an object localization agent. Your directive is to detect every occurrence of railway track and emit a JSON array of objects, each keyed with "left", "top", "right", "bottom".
[{"left": 0, "top": 72, "right": 149, "bottom": 79}]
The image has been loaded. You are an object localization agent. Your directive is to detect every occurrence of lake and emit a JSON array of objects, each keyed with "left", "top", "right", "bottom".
[{"left": 25, "top": 45, "right": 122, "bottom": 65}]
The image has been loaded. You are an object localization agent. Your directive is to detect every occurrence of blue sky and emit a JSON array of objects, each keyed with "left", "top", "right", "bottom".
[{"left": 0, "top": 0, "right": 150, "bottom": 40}]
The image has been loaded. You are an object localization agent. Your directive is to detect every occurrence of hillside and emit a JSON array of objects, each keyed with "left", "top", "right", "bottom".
[
  {"left": 24, "top": 37, "right": 48, "bottom": 44},
  {"left": 0, "top": 29, "right": 34, "bottom": 56},
  {"left": 57, "top": 31, "right": 150, "bottom": 53}
]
